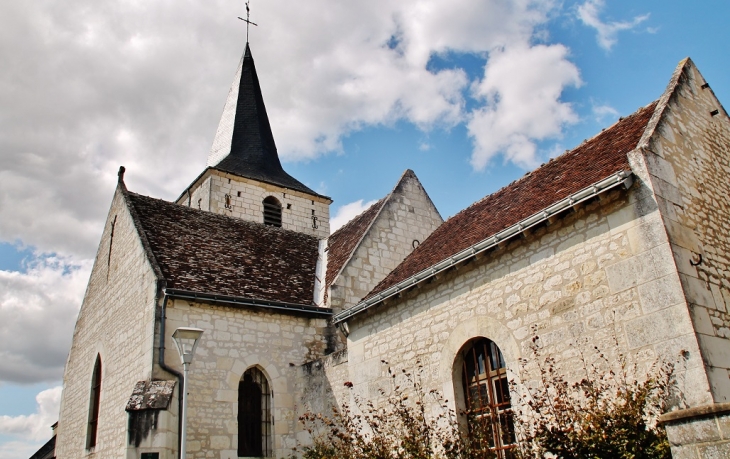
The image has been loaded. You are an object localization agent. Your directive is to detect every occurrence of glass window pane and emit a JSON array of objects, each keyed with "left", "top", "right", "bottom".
[{"left": 461, "top": 338, "right": 515, "bottom": 458}]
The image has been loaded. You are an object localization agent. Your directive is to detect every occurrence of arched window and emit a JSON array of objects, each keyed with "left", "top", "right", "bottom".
[
  {"left": 262, "top": 196, "right": 282, "bottom": 227},
  {"left": 459, "top": 338, "right": 515, "bottom": 458},
  {"left": 238, "top": 367, "right": 272, "bottom": 457},
  {"left": 87, "top": 355, "right": 102, "bottom": 449}
]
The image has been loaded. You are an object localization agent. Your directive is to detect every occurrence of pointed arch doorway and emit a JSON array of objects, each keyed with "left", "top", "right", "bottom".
[{"left": 238, "top": 367, "right": 272, "bottom": 457}]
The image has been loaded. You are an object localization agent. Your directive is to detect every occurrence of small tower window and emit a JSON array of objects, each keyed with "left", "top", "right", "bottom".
[
  {"left": 87, "top": 355, "right": 102, "bottom": 449},
  {"left": 262, "top": 196, "right": 282, "bottom": 227}
]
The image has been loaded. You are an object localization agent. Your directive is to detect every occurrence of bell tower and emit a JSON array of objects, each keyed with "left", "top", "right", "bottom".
[{"left": 177, "top": 43, "right": 331, "bottom": 238}]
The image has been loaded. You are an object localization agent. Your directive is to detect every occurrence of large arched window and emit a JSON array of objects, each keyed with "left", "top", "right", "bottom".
[
  {"left": 87, "top": 355, "right": 102, "bottom": 449},
  {"left": 262, "top": 196, "right": 282, "bottom": 227},
  {"left": 459, "top": 338, "right": 515, "bottom": 458},
  {"left": 238, "top": 367, "right": 272, "bottom": 457}
]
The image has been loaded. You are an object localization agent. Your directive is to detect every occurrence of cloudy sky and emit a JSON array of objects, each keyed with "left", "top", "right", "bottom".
[{"left": 1, "top": 0, "right": 729, "bottom": 455}]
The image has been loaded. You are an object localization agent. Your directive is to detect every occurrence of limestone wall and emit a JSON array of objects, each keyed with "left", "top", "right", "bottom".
[
  {"left": 294, "top": 350, "right": 351, "bottom": 447},
  {"left": 161, "top": 299, "right": 330, "bottom": 458},
  {"left": 645, "top": 60, "right": 730, "bottom": 402},
  {"left": 178, "top": 170, "right": 331, "bottom": 239},
  {"left": 184, "top": 176, "right": 212, "bottom": 212},
  {"left": 340, "top": 178, "right": 712, "bottom": 422},
  {"left": 55, "top": 187, "right": 159, "bottom": 458},
  {"left": 661, "top": 404, "right": 730, "bottom": 458},
  {"left": 330, "top": 172, "right": 442, "bottom": 312}
]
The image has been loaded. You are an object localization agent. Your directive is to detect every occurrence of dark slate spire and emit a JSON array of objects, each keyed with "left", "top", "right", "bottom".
[{"left": 207, "top": 43, "right": 317, "bottom": 195}]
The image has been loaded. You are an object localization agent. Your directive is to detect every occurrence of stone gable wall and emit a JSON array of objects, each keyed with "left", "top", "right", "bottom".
[
  {"left": 339, "top": 178, "right": 712, "bottom": 425},
  {"left": 55, "top": 188, "right": 160, "bottom": 458},
  {"left": 645, "top": 61, "right": 730, "bottom": 403},
  {"left": 162, "top": 300, "right": 330, "bottom": 459},
  {"left": 179, "top": 170, "right": 330, "bottom": 239},
  {"left": 330, "top": 174, "right": 443, "bottom": 313}
]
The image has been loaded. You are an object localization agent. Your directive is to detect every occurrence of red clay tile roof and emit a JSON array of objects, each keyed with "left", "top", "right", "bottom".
[
  {"left": 126, "top": 192, "right": 319, "bottom": 305},
  {"left": 366, "top": 100, "right": 659, "bottom": 300},
  {"left": 325, "top": 198, "right": 386, "bottom": 290}
]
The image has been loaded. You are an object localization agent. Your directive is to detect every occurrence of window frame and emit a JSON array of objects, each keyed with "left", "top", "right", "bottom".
[{"left": 458, "top": 338, "right": 516, "bottom": 458}]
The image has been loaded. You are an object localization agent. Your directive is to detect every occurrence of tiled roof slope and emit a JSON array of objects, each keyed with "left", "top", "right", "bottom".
[
  {"left": 325, "top": 198, "right": 386, "bottom": 289},
  {"left": 366, "top": 100, "right": 658, "bottom": 300},
  {"left": 126, "top": 192, "right": 319, "bottom": 305}
]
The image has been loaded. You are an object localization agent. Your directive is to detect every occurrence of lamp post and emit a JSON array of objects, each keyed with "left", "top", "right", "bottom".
[{"left": 172, "top": 327, "right": 204, "bottom": 459}]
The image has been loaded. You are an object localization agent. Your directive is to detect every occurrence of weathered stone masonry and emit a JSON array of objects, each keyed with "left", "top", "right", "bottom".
[
  {"left": 161, "top": 300, "right": 330, "bottom": 459},
  {"left": 56, "top": 187, "right": 163, "bottom": 459},
  {"left": 177, "top": 169, "right": 331, "bottom": 239},
  {"left": 339, "top": 181, "right": 709, "bottom": 413}
]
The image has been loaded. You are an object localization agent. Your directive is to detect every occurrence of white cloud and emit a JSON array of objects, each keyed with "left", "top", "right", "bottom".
[
  {"left": 592, "top": 102, "right": 619, "bottom": 122},
  {"left": 0, "top": 257, "right": 90, "bottom": 384},
  {"left": 0, "top": 0, "right": 578, "bottom": 259},
  {"left": 577, "top": 0, "right": 649, "bottom": 50},
  {"left": 0, "top": 439, "right": 46, "bottom": 459},
  {"left": 0, "top": 386, "right": 61, "bottom": 441},
  {"left": 467, "top": 44, "right": 582, "bottom": 170},
  {"left": 330, "top": 199, "right": 379, "bottom": 233}
]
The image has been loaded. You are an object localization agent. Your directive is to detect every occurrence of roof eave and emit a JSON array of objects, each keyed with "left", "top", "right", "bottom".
[
  {"left": 333, "top": 170, "right": 635, "bottom": 324},
  {"left": 164, "top": 288, "right": 332, "bottom": 317}
]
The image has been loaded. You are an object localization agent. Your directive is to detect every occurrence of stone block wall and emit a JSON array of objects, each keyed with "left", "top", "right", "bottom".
[
  {"left": 340, "top": 179, "right": 712, "bottom": 423},
  {"left": 644, "top": 60, "right": 730, "bottom": 402},
  {"left": 162, "top": 299, "right": 330, "bottom": 458},
  {"left": 294, "top": 350, "right": 351, "bottom": 447},
  {"left": 184, "top": 176, "right": 212, "bottom": 213},
  {"left": 661, "top": 404, "right": 730, "bottom": 458},
  {"left": 178, "top": 170, "right": 331, "bottom": 239},
  {"left": 330, "top": 172, "right": 442, "bottom": 312},
  {"left": 56, "top": 187, "right": 159, "bottom": 458}
]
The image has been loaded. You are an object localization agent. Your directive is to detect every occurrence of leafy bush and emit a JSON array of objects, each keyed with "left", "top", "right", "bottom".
[
  {"left": 294, "top": 363, "right": 496, "bottom": 459},
  {"left": 293, "top": 336, "right": 683, "bottom": 459},
  {"left": 512, "top": 334, "right": 683, "bottom": 459}
]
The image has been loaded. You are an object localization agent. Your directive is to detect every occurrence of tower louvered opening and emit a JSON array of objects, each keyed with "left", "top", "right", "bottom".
[{"left": 263, "top": 196, "right": 282, "bottom": 227}]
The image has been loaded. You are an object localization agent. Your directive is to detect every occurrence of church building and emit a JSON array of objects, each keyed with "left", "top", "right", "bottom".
[{"left": 51, "top": 38, "right": 730, "bottom": 459}]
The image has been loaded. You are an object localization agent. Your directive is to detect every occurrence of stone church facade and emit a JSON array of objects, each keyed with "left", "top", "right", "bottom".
[{"left": 51, "top": 40, "right": 730, "bottom": 459}]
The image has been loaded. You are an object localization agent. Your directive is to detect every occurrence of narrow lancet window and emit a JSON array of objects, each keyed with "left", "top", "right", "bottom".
[
  {"left": 238, "top": 367, "right": 272, "bottom": 457},
  {"left": 262, "top": 196, "right": 282, "bottom": 227},
  {"left": 87, "top": 355, "right": 102, "bottom": 449},
  {"left": 460, "top": 338, "right": 515, "bottom": 458}
]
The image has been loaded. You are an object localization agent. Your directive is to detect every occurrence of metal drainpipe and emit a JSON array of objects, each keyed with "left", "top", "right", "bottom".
[{"left": 157, "top": 291, "right": 184, "bottom": 457}]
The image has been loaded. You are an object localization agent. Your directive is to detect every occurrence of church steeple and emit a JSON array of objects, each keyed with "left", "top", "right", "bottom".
[{"left": 207, "top": 43, "right": 316, "bottom": 195}]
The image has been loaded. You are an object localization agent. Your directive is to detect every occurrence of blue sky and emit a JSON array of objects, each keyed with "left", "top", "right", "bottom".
[{"left": 0, "top": 0, "right": 729, "bottom": 456}]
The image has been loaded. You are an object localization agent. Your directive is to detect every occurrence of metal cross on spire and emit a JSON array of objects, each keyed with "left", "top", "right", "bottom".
[{"left": 238, "top": 1, "right": 258, "bottom": 43}]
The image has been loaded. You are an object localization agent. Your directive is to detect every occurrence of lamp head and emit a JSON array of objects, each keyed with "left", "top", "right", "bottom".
[{"left": 172, "top": 327, "right": 204, "bottom": 365}]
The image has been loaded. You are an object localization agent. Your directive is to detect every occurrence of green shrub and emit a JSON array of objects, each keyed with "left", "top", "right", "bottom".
[
  {"left": 512, "top": 334, "right": 684, "bottom": 459},
  {"left": 293, "top": 337, "right": 684, "bottom": 459},
  {"left": 294, "top": 363, "right": 496, "bottom": 459}
]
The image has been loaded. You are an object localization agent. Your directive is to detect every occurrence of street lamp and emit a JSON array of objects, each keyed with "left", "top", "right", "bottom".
[{"left": 172, "top": 327, "right": 204, "bottom": 459}]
